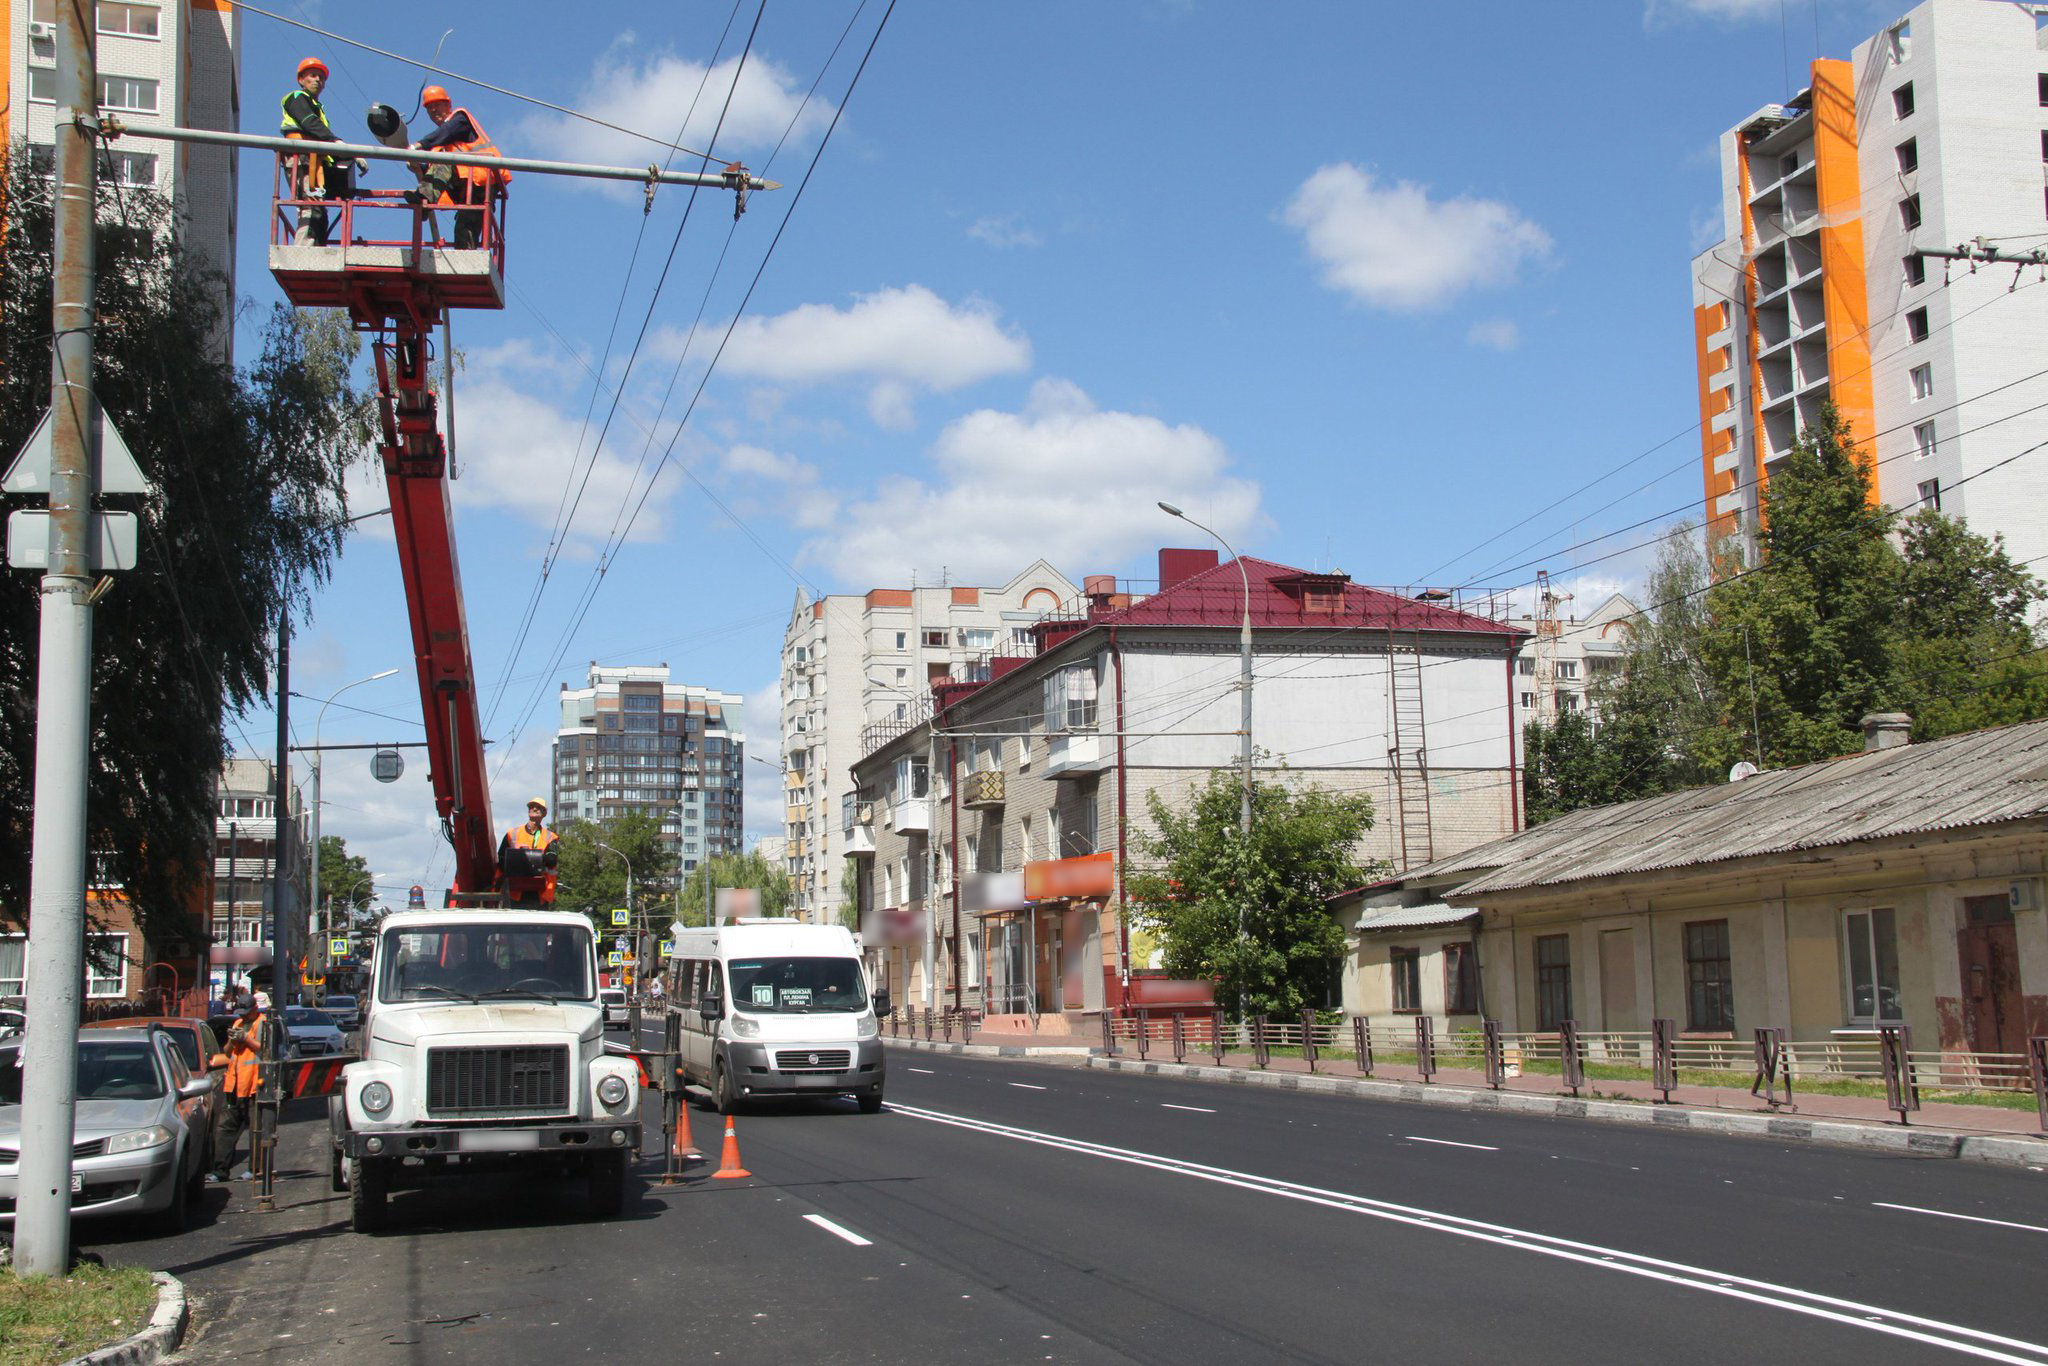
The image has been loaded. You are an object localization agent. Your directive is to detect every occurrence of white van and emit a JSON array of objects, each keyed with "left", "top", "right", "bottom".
[{"left": 666, "top": 920, "right": 885, "bottom": 1113}]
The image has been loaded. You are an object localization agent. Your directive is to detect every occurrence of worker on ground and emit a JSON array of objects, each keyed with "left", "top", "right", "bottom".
[
  {"left": 499, "top": 797, "right": 560, "bottom": 906},
  {"left": 410, "top": 85, "right": 508, "bottom": 249},
  {"left": 207, "top": 991, "right": 267, "bottom": 1182},
  {"left": 280, "top": 57, "right": 361, "bottom": 246}
]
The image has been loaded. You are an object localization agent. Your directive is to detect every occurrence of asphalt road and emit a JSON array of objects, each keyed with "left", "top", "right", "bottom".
[{"left": 59, "top": 1032, "right": 2048, "bottom": 1365}]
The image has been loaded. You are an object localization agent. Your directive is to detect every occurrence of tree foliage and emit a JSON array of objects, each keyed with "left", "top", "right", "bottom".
[
  {"left": 0, "top": 150, "right": 368, "bottom": 941},
  {"left": 1524, "top": 402, "right": 2048, "bottom": 821},
  {"left": 679, "top": 850, "right": 793, "bottom": 928},
  {"left": 552, "top": 812, "right": 670, "bottom": 934},
  {"left": 316, "top": 835, "right": 375, "bottom": 925},
  {"left": 1124, "top": 770, "right": 1381, "bottom": 1018}
]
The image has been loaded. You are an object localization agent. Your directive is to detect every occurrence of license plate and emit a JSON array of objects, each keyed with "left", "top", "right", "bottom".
[
  {"left": 70, "top": 1174, "right": 82, "bottom": 1193},
  {"left": 461, "top": 1130, "right": 538, "bottom": 1153}
]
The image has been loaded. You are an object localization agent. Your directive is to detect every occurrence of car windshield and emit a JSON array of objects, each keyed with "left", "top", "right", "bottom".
[
  {"left": 378, "top": 924, "right": 595, "bottom": 1004},
  {"left": 0, "top": 1041, "right": 164, "bottom": 1104},
  {"left": 284, "top": 1008, "right": 332, "bottom": 1027},
  {"left": 324, "top": 996, "right": 356, "bottom": 1010},
  {"left": 727, "top": 957, "right": 868, "bottom": 1014}
]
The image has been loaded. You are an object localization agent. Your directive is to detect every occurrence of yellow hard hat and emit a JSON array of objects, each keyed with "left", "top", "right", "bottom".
[{"left": 526, "top": 796, "right": 548, "bottom": 813}]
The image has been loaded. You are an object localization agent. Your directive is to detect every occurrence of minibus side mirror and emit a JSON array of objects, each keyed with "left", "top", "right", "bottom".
[
  {"left": 698, "top": 997, "right": 723, "bottom": 1022},
  {"left": 872, "top": 988, "right": 891, "bottom": 1016}
]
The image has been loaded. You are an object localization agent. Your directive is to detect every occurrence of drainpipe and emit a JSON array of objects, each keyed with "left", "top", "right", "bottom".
[
  {"left": 950, "top": 737, "right": 962, "bottom": 1015},
  {"left": 1504, "top": 641, "right": 1523, "bottom": 832},
  {"left": 1111, "top": 625, "right": 1131, "bottom": 1014}
]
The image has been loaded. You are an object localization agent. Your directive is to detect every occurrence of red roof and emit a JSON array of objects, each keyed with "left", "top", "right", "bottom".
[{"left": 1089, "top": 557, "right": 1526, "bottom": 637}]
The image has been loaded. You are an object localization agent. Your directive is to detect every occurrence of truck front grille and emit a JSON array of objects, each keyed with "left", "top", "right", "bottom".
[
  {"left": 426, "top": 1045, "right": 570, "bottom": 1117},
  {"left": 775, "top": 1048, "right": 852, "bottom": 1073}
]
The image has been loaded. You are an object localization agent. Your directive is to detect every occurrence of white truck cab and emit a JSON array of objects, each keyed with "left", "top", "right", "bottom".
[{"left": 330, "top": 909, "right": 641, "bottom": 1231}]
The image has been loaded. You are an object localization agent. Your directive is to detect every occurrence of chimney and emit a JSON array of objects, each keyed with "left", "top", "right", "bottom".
[
  {"left": 1159, "top": 547, "right": 1220, "bottom": 590},
  {"left": 1861, "top": 713, "right": 1912, "bottom": 752}
]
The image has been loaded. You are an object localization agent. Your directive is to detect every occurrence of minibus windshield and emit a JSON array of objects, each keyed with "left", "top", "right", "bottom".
[{"left": 727, "top": 957, "right": 868, "bottom": 1013}]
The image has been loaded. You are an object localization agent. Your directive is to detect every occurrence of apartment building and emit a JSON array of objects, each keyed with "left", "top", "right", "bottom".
[
  {"left": 779, "top": 562, "right": 1077, "bottom": 926},
  {"left": 208, "top": 755, "right": 308, "bottom": 998},
  {"left": 849, "top": 549, "right": 1528, "bottom": 1031},
  {"left": 1692, "top": 0, "right": 2048, "bottom": 569},
  {"left": 1506, "top": 591, "right": 1639, "bottom": 727},
  {"left": 5, "top": 0, "right": 241, "bottom": 309},
  {"left": 552, "top": 664, "right": 745, "bottom": 884}
]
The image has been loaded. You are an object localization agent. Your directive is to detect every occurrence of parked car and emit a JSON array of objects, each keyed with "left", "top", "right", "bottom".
[
  {"left": 600, "top": 987, "right": 629, "bottom": 1031},
  {"left": 81, "top": 1017, "right": 223, "bottom": 1136},
  {"left": 320, "top": 994, "right": 361, "bottom": 1032},
  {"left": 0, "top": 1008, "right": 22, "bottom": 1038},
  {"left": 0, "top": 1028, "right": 216, "bottom": 1231},
  {"left": 281, "top": 1007, "right": 346, "bottom": 1058}
]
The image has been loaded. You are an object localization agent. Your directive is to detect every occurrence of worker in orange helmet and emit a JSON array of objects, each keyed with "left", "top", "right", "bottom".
[
  {"left": 279, "top": 56, "right": 361, "bottom": 245},
  {"left": 409, "top": 83, "right": 509, "bottom": 249},
  {"left": 499, "top": 797, "right": 559, "bottom": 907}
]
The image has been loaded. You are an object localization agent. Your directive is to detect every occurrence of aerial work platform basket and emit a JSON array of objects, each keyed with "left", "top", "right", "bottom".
[{"left": 266, "top": 156, "right": 506, "bottom": 326}]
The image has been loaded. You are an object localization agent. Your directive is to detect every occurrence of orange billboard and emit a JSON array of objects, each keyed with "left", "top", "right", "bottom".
[{"left": 1023, "top": 852, "right": 1114, "bottom": 902}]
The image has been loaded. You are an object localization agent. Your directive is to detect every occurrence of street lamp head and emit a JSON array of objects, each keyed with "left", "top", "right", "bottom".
[
  {"left": 368, "top": 668, "right": 399, "bottom": 682},
  {"left": 1158, "top": 501, "right": 1184, "bottom": 518}
]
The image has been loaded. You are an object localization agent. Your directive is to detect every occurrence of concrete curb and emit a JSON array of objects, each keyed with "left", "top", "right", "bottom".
[
  {"left": 1088, "top": 1056, "right": 2048, "bottom": 1169},
  {"left": 885, "top": 1037, "right": 1096, "bottom": 1061},
  {"left": 61, "top": 1271, "right": 187, "bottom": 1366}
]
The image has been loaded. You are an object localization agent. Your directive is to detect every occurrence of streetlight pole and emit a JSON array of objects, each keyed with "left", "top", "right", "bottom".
[
  {"left": 1159, "top": 503, "right": 1255, "bottom": 1021},
  {"left": 308, "top": 669, "right": 398, "bottom": 997},
  {"left": 593, "top": 839, "right": 634, "bottom": 980}
]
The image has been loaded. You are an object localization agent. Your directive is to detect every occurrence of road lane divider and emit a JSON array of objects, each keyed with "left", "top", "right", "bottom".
[
  {"left": 909, "top": 1067, "right": 935, "bottom": 1074},
  {"left": 1873, "top": 1203, "right": 2048, "bottom": 1234},
  {"left": 887, "top": 1102, "right": 2048, "bottom": 1365},
  {"left": 1008, "top": 1083, "right": 1047, "bottom": 1090},
  {"left": 1162, "top": 1104, "right": 1216, "bottom": 1113},
  {"left": 1405, "top": 1136, "right": 1498, "bottom": 1151},
  {"left": 803, "top": 1213, "right": 874, "bottom": 1246}
]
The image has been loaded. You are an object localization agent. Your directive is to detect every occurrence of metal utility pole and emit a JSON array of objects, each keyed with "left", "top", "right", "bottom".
[
  {"left": 271, "top": 612, "right": 292, "bottom": 1002},
  {"left": 15, "top": 0, "right": 100, "bottom": 1275}
]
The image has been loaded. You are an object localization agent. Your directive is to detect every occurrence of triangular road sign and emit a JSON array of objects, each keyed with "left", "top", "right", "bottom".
[{"left": 2, "top": 407, "right": 151, "bottom": 496}]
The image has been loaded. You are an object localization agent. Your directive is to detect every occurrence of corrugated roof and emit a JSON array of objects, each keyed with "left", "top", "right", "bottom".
[
  {"left": 1417, "top": 718, "right": 2048, "bottom": 897},
  {"left": 1091, "top": 557, "right": 1525, "bottom": 638},
  {"left": 1354, "top": 903, "right": 1480, "bottom": 932}
]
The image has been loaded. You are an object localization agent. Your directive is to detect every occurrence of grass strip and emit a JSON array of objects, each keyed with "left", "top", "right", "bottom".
[{"left": 0, "top": 1264, "right": 158, "bottom": 1366}]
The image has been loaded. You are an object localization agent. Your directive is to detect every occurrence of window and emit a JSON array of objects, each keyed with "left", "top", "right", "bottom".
[
  {"left": 1844, "top": 909, "right": 1902, "bottom": 1023},
  {"left": 0, "top": 937, "right": 24, "bottom": 998},
  {"left": 895, "top": 755, "right": 929, "bottom": 800},
  {"left": 28, "top": 68, "right": 55, "bottom": 102},
  {"left": 1918, "top": 478, "right": 1941, "bottom": 512},
  {"left": 1390, "top": 947, "right": 1422, "bottom": 1013},
  {"left": 1042, "top": 662, "right": 1099, "bottom": 732},
  {"left": 1909, "top": 363, "right": 1933, "bottom": 401},
  {"left": 1906, "top": 307, "right": 1929, "bottom": 343},
  {"left": 1555, "top": 661, "right": 1578, "bottom": 680},
  {"left": 1535, "top": 934, "right": 1572, "bottom": 1031},
  {"left": 894, "top": 632, "right": 907, "bottom": 650},
  {"left": 1893, "top": 82, "right": 1915, "bottom": 120},
  {"left": 1519, "top": 692, "right": 1535, "bottom": 708},
  {"left": 1444, "top": 942, "right": 1479, "bottom": 1015},
  {"left": 1898, "top": 194, "right": 1921, "bottom": 231},
  {"left": 922, "top": 630, "right": 947, "bottom": 648},
  {"left": 98, "top": 75, "right": 158, "bottom": 112},
  {"left": 1914, "top": 421, "right": 1937, "bottom": 459},
  {"left": 98, "top": 2, "right": 160, "bottom": 36},
  {"left": 961, "top": 628, "right": 995, "bottom": 651},
  {"left": 85, "top": 934, "right": 127, "bottom": 998},
  {"left": 1902, "top": 253, "right": 1926, "bottom": 286},
  {"left": 1895, "top": 139, "right": 1918, "bottom": 175},
  {"left": 1683, "top": 920, "right": 1733, "bottom": 1032},
  {"left": 2040, "top": 73, "right": 2048, "bottom": 107},
  {"left": 1557, "top": 692, "right": 1580, "bottom": 714},
  {"left": 1888, "top": 20, "right": 1910, "bottom": 63},
  {"left": 1517, "top": 657, "right": 1535, "bottom": 676}
]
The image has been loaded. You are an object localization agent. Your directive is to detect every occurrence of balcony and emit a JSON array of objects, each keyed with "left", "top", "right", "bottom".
[
  {"left": 1044, "top": 731, "right": 1110, "bottom": 781},
  {"left": 843, "top": 822, "right": 877, "bottom": 856},
  {"left": 891, "top": 797, "right": 930, "bottom": 833},
  {"left": 962, "top": 769, "right": 1006, "bottom": 809}
]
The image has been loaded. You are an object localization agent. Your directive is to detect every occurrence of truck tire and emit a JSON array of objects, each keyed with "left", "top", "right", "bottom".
[
  {"left": 857, "top": 1091, "right": 884, "bottom": 1114},
  {"left": 350, "top": 1156, "right": 387, "bottom": 1232},
  {"left": 586, "top": 1150, "right": 625, "bottom": 1220},
  {"left": 712, "top": 1062, "right": 736, "bottom": 1116}
]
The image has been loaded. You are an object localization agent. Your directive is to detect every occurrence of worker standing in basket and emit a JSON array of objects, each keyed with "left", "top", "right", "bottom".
[
  {"left": 280, "top": 57, "right": 359, "bottom": 245},
  {"left": 411, "top": 85, "right": 508, "bottom": 249},
  {"left": 499, "top": 797, "right": 559, "bottom": 907}
]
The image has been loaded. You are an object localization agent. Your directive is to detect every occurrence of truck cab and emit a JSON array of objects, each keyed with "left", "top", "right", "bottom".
[{"left": 331, "top": 909, "right": 641, "bottom": 1231}]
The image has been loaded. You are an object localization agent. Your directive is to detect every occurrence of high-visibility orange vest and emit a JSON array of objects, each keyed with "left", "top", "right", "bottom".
[
  {"left": 210, "top": 1012, "right": 267, "bottom": 1098},
  {"left": 507, "top": 824, "right": 556, "bottom": 852},
  {"left": 440, "top": 107, "right": 510, "bottom": 192}
]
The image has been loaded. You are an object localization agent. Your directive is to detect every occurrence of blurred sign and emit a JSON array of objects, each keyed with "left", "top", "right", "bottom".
[
  {"left": 966, "top": 871, "right": 1028, "bottom": 912},
  {"left": 714, "top": 887, "right": 760, "bottom": 923},
  {"left": 370, "top": 747, "right": 404, "bottom": 783},
  {"left": 610, "top": 908, "right": 630, "bottom": 928},
  {"left": 1024, "top": 852, "right": 1115, "bottom": 902}
]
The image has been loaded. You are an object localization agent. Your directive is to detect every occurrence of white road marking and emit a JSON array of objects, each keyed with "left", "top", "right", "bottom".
[
  {"left": 908, "top": 1067, "right": 935, "bottom": 1074},
  {"left": 803, "top": 1213, "right": 873, "bottom": 1246},
  {"left": 1162, "top": 1103, "right": 1216, "bottom": 1113},
  {"left": 887, "top": 1102, "right": 2048, "bottom": 1365},
  {"left": 1008, "top": 1082, "right": 1047, "bottom": 1090},
  {"left": 1405, "top": 1136, "right": 1498, "bottom": 1151},
  {"left": 1875, "top": 1203, "right": 2048, "bottom": 1235}
]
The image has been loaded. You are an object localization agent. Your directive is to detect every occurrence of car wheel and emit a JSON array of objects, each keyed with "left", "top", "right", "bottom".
[
  {"left": 585, "top": 1150, "right": 625, "bottom": 1220},
  {"left": 349, "top": 1157, "right": 387, "bottom": 1232},
  {"left": 155, "top": 1146, "right": 192, "bottom": 1233},
  {"left": 712, "top": 1062, "right": 735, "bottom": 1116},
  {"left": 857, "top": 1091, "right": 884, "bottom": 1114},
  {"left": 185, "top": 1140, "right": 211, "bottom": 1204}
]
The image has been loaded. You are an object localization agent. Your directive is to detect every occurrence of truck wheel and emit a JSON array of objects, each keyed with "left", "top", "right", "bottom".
[
  {"left": 857, "top": 1091, "right": 884, "bottom": 1114},
  {"left": 712, "top": 1063, "right": 736, "bottom": 1116},
  {"left": 350, "top": 1157, "right": 387, "bottom": 1232},
  {"left": 586, "top": 1150, "right": 625, "bottom": 1220}
]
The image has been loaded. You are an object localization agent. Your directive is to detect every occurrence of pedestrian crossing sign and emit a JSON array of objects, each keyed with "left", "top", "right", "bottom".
[
  {"left": 607, "top": 950, "right": 623, "bottom": 966},
  {"left": 610, "top": 908, "right": 630, "bottom": 927},
  {"left": 658, "top": 939, "right": 674, "bottom": 957},
  {"left": 329, "top": 936, "right": 349, "bottom": 956}
]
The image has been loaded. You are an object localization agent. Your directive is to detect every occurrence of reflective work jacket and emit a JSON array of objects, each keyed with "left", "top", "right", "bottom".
[
  {"left": 210, "top": 1011, "right": 267, "bottom": 1099},
  {"left": 429, "top": 107, "right": 510, "bottom": 193},
  {"left": 280, "top": 90, "right": 339, "bottom": 187},
  {"left": 506, "top": 824, "right": 557, "bottom": 852}
]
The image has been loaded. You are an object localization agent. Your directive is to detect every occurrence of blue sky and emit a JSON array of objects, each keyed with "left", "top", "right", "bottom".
[{"left": 223, "top": 0, "right": 1911, "bottom": 904}]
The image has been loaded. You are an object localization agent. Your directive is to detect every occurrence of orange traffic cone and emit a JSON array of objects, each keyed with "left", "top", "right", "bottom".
[
  {"left": 710, "top": 1116, "right": 751, "bottom": 1179},
  {"left": 673, "top": 1097, "right": 703, "bottom": 1162}
]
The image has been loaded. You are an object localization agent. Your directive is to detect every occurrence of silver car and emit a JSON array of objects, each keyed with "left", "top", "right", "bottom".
[
  {"left": 0, "top": 1028, "right": 216, "bottom": 1232},
  {"left": 282, "top": 1007, "right": 346, "bottom": 1058},
  {"left": 320, "top": 994, "right": 360, "bottom": 1032}
]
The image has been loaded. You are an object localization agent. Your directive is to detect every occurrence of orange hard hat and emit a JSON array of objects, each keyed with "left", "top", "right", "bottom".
[
  {"left": 296, "top": 56, "right": 328, "bottom": 79},
  {"left": 421, "top": 84, "right": 451, "bottom": 107}
]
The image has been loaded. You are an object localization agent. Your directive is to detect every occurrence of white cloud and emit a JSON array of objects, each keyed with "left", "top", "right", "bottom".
[
  {"left": 742, "top": 678, "right": 783, "bottom": 849},
  {"left": 1646, "top": 0, "right": 1781, "bottom": 20},
  {"left": 522, "top": 44, "right": 832, "bottom": 169},
  {"left": 720, "top": 443, "right": 839, "bottom": 528},
  {"left": 967, "top": 215, "right": 1042, "bottom": 249},
  {"left": 799, "top": 378, "right": 1261, "bottom": 585},
  {"left": 1282, "top": 162, "right": 1553, "bottom": 313},
  {"left": 1466, "top": 319, "right": 1520, "bottom": 350}
]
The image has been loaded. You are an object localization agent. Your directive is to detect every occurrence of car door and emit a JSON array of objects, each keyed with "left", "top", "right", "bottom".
[
  {"left": 679, "top": 959, "right": 720, "bottom": 1085},
  {"left": 156, "top": 1036, "right": 202, "bottom": 1178}
]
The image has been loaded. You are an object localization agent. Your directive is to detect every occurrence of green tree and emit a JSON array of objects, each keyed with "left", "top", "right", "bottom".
[
  {"left": 678, "top": 850, "right": 793, "bottom": 928},
  {"left": 838, "top": 857, "right": 861, "bottom": 933},
  {"left": 1890, "top": 510, "right": 2048, "bottom": 739},
  {"left": 316, "top": 835, "right": 375, "bottom": 925},
  {"left": 1124, "top": 770, "right": 1380, "bottom": 1019},
  {"left": 0, "top": 151, "right": 367, "bottom": 942},
  {"left": 552, "top": 812, "right": 670, "bottom": 934}
]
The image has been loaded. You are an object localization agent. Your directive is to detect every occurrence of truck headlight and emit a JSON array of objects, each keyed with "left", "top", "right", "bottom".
[
  {"left": 597, "top": 1075, "right": 630, "bottom": 1107},
  {"left": 730, "top": 1014, "right": 760, "bottom": 1039},
  {"left": 856, "top": 1012, "right": 879, "bottom": 1040},
  {"left": 361, "top": 1081, "right": 393, "bottom": 1115},
  {"left": 106, "top": 1125, "right": 173, "bottom": 1155}
]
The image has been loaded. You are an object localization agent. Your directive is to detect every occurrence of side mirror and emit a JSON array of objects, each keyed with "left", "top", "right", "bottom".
[
  {"left": 697, "top": 997, "right": 723, "bottom": 1023},
  {"left": 179, "top": 1074, "right": 217, "bottom": 1098},
  {"left": 873, "top": 989, "right": 891, "bottom": 1016}
]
